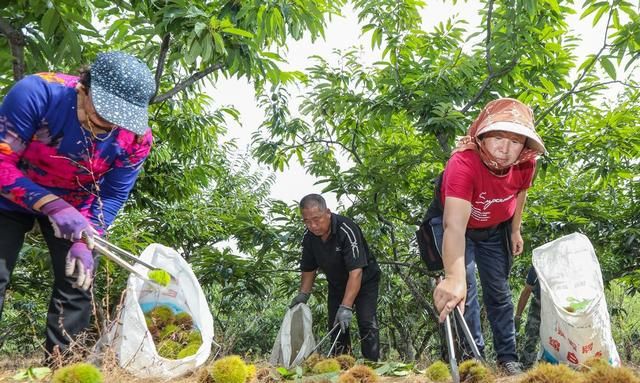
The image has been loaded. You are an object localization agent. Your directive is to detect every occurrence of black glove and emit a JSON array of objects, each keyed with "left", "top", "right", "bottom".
[
  {"left": 289, "top": 292, "right": 310, "bottom": 308},
  {"left": 515, "top": 315, "right": 522, "bottom": 330},
  {"left": 334, "top": 305, "right": 353, "bottom": 332}
]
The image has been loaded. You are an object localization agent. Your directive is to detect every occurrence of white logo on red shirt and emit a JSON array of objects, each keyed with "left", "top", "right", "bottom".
[
  {"left": 471, "top": 192, "right": 515, "bottom": 222},
  {"left": 475, "top": 192, "right": 514, "bottom": 210}
]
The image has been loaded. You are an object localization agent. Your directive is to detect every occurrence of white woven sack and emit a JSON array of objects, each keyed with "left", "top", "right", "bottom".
[
  {"left": 99, "top": 244, "right": 214, "bottom": 378},
  {"left": 533, "top": 232, "right": 620, "bottom": 367},
  {"left": 270, "top": 303, "right": 316, "bottom": 368}
]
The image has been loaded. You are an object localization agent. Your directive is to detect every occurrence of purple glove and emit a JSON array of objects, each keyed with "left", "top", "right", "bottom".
[
  {"left": 65, "top": 242, "right": 95, "bottom": 290},
  {"left": 41, "top": 198, "right": 95, "bottom": 241}
]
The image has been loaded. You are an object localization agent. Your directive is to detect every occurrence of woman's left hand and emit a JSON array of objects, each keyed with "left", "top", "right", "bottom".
[
  {"left": 511, "top": 230, "right": 524, "bottom": 256},
  {"left": 65, "top": 242, "right": 95, "bottom": 290}
]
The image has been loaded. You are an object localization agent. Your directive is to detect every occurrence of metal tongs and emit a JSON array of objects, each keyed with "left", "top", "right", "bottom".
[
  {"left": 434, "top": 274, "right": 485, "bottom": 383},
  {"left": 88, "top": 235, "right": 165, "bottom": 287},
  {"left": 443, "top": 306, "right": 485, "bottom": 383},
  {"left": 307, "top": 323, "right": 342, "bottom": 357}
]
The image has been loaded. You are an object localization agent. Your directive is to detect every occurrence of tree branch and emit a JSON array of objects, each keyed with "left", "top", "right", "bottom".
[
  {"left": 378, "top": 260, "right": 413, "bottom": 268},
  {"left": 153, "top": 33, "right": 171, "bottom": 98},
  {"left": 460, "top": 0, "right": 520, "bottom": 115},
  {"left": 460, "top": 0, "right": 499, "bottom": 114},
  {"left": 484, "top": 0, "right": 495, "bottom": 74},
  {"left": 574, "top": 80, "right": 640, "bottom": 94},
  {"left": 0, "top": 18, "right": 26, "bottom": 81},
  {"left": 152, "top": 62, "right": 225, "bottom": 103}
]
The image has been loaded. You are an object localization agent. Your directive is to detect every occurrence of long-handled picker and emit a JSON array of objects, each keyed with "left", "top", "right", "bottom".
[
  {"left": 442, "top": 305, "right": 486, "bottom": 383},
  {"left": 88, "top": 235, "right": 169, "bottom": 287}
]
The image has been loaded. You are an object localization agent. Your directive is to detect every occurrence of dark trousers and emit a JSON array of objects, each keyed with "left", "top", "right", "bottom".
[
  {"left": 0, "top": 210, "right": 92, "bottom": 355},
  {"left": 430, "top": 216, "right": 517, "bottom": 363},
  {"left": 328, "top": 276, "right": 380, "bottom": 361},
  {"left": 520, "top": 295, "right": 541, "bottom": 368}
]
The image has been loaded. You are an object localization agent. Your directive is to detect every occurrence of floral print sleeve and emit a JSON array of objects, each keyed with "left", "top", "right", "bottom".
[
  {"left": 89, "top": 130, "right": 152, "bottom": 233},
  {"left": 0, "top": 76, "right": 61, "bottom": 209}
]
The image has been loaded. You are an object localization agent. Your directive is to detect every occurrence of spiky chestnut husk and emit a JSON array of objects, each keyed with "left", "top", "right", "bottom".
[
  {"left": 458, "top": 359, "right": 495, "bottom": 383},
  {"left": 147, "top": 323, "right": 161, "bottom": 343},
  {"left": 175, "top": 311, "right": 194, "bottom": 330},
  {"left": 578, "top": 356, "right": 609, "bottom": 372},
  {"left": 188, "top": 329, "right": 202, "bottom": 344},
  {"left": 337, "top": 365, "right": 379, "bottom": 383},
  {"left": 335, "top": 354, "right": 356, "bottom": 370},
  {"left": 148, "top": 305, "right": 175, "bottom": 327},
  {"left": 424, "top": 360, "right": 451, "bottom": 382},
  {"left": 303, "top": 353, "right": 324, "bottom": 372},
  {"left": 51, "top": 362, "right": 103, "bottom": 383},
  {"left": 209, "top": 355, "right": 248, "bottom": 383},
  {"left": 519, "top": 362, "right": 581, "bottom": 383},
  {"left": 160, "top": 323, "right": 180, "bottom": 340},
  {"left": 177, "top": 343, "right": 201, "bottom": 359},
  {"left": 245, "top": 364, "right": 256, "bottom": 382},
  {"left": 255, "top": 367, "right": 278, "bottom": 383},
  {"left": 157, "top": 339, "right": 181, "bottom": 359},
  {"left": 312, "top": 358, "right": 341, "bottom": 374},
  {"left": 582, "top": 363, "right": 640, "bottom": 383},
  {"left": 148, "top": 269, "right": 171, "bottom": 287}
]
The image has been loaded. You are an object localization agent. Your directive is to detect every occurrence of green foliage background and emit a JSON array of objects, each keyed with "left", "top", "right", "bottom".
[{"left": 0, "top": 0, "right": 638, "bottom": 364}]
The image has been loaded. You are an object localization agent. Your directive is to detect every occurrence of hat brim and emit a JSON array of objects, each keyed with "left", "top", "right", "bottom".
[
  {"left": 91, "top": 84, "right": 149, "bottom": 135},
  {"left": 479, "top": 121, "right": 546, "bottom": 154}
]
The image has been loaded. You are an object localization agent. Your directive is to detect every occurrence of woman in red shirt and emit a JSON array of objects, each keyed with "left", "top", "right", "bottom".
[{"left": 431, "top": 98, "right": 545, "bottom": 375}]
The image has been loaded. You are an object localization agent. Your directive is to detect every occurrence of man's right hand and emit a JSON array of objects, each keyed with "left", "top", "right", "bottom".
[
  {"left": 289, "top": 292, "right": 310, "bottom": 308},
  {"left": 433, "top": 275, "right": 466, "bottom": 323},
  {"left": 514, "top": 315, "right": 522, "bottom": 330}
]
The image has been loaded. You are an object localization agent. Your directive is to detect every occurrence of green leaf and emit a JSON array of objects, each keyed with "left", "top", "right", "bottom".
[
  {"left": 261, "top": 51, "right": 286, "bottom": 61},
  {"left": 539, "top": 77, "right": 556, "bottom": 94},
  {"left": 525, "top": 0, "right": 538, "bottom": 18},
  {"left": 212, "top": 32, "right": 226, "bottom": 53},
  {"left": 41, "top": 7, "right": 59, "bottom": 37},
  {"left": 276, "top": 366, "right": 297, "bottom": 379},
  {"left": 194, "top": 21, "right": 207, "bottom": 36},
  {"left": 546, "top": 0, "right": 561, "bottom": 13},
  {"left": 580, "top": 3, "right": 600, "bottom": 19},
  {"left": 592, "top": 4, "right": 609, "bottom": 26},
  {"left": 12, "top": 366, "right": 51, "bottom": 381},
  {"left": 371, "top": 28, "right": 382, "bottom": 50},
  {"left": 599, "top": 57, "right": 616, "bottom": 79},
  {"left": 222, "top": 27, "right": 254, "bottom": 39}
]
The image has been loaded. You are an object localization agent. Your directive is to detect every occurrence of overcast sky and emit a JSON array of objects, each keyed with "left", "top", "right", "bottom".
[{"left": 207, "top": 2, "right": 621, "bottom": 210}]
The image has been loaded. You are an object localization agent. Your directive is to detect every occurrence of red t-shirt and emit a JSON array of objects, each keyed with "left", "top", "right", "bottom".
[{"left": 440, "top": 150, "right": 536, "bottom": 229}]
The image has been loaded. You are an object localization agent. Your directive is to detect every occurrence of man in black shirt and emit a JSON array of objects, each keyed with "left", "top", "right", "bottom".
[{"left": 289, "top": 194, "right": 381, "bottom": 361}]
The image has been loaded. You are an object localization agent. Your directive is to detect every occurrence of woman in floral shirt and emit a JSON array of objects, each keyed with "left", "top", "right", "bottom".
[{"left": 0, "top": 51, "right": 155, "bottom": 358}]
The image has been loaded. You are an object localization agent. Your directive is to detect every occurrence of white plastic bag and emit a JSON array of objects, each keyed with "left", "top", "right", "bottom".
[
  {"left": 533, "top": 232, "right": 620, "bottom": 367},
  {"left": 98, "top": 244, "right": 214, "bottom": 378},
  {"left": 270, "top": 303, "right": 316, "bottom": 368}
]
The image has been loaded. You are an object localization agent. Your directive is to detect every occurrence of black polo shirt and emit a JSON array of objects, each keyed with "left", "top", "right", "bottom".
[{"left": 300, "top": 213, "right": 380, "bottom": 291}]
